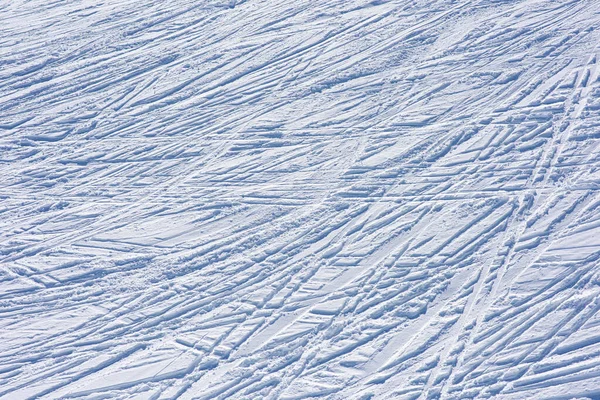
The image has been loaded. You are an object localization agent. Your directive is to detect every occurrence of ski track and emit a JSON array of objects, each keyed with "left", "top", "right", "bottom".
[{"left": 2, "top": 0, "right": 600, "bottom": 399}]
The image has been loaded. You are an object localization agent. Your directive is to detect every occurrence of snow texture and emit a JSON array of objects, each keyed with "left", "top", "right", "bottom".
[{"left": 2, "top": 0, "right": 600, "bottom": 399}]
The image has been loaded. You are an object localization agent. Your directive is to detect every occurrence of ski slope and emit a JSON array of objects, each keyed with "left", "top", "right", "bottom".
[{"left": 2, "top": 0, "right": 600, "bottom": 398}]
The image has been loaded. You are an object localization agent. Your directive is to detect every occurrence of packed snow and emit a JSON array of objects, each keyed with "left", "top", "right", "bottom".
[{"left": 2, "top": 0, "right": 600, "bottom": 399}]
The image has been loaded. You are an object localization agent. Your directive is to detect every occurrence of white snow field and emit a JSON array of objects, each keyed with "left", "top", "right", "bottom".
[{"left": 2, "top": 0, "right": 600, "bottom": 399}]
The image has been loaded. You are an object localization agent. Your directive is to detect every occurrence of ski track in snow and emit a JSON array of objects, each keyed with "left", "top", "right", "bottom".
[{"left": 2, "top": 0, "right": 600, "bottom": 399}]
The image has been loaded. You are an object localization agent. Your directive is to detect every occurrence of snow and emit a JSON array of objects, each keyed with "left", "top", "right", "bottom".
[{"left": 2, "top": 0, "right": 600, "bottom": 398}]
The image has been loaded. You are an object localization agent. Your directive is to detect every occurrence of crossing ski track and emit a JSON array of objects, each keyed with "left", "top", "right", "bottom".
[{"left": 2, "top": 0, "right": 600, "bottom": 399}]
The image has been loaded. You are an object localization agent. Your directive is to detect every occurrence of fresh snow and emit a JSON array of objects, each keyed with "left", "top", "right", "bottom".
[{"left": 2, "top": 0, "right": 600, "bottom": 399}]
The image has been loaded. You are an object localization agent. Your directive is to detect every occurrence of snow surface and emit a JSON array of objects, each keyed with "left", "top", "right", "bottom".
[{"left": 2, "top": 0, "right": 600, "bottom": 399}]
